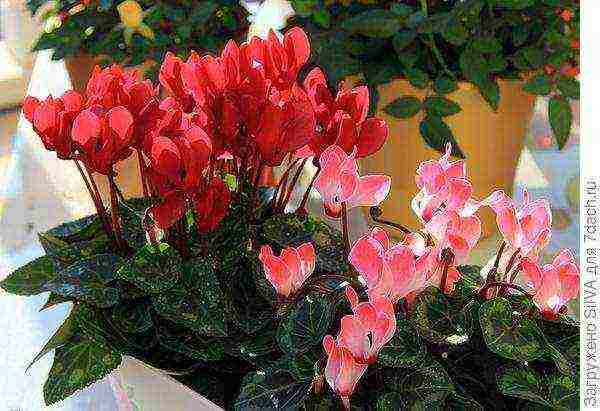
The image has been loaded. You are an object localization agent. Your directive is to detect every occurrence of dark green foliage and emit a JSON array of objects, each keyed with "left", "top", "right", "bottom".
[
  {"left": 1, "top": 195, "right": 580, "bottom": 409},
  {"left": 28, "top": 1, "right": 249, "bottom": 80},
  {"left": 291, "top": 0, "right": 579, "bottom": 154}
]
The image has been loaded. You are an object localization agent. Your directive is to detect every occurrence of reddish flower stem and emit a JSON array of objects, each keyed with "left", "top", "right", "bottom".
[
  {"left": 136, "top": 149, "right": 150, "bottom": 198},
  {"left": 73, "top": 159, "right": 113, "bottom": 239},
  {"left": 280, "top": 158, "right": 307, "bottom": 212},
  {"left": 108, "top": 174, "right": 127, "bottom": 251},
  {"left": 493, "top": 241, "right": 506, "bottom": 270},
  {"left": 479, "top": 281, "right": 532, "bottom": 299},
  {"left": 504, "top": 249, "right": 521, "bottom": 279},
  {"left": 341, "top": 202, "right": 351, "bottom": 256},
  {"left": 439, "top": 248, "right": 454, "bottom": 294},
  {"left": 298, "top": 165, "right": 320, "bottom": 213},
  {"left": 272, "top": 158, "right": 300, "bottom": 209}
]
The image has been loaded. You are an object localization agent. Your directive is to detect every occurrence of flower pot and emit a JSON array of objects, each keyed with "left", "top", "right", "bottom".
[
  {"left": 361, "top": 79, "right": 536, "bottom": 236},
  {"left": 64, "top": 54, "right": 100, "bottom": 94}
]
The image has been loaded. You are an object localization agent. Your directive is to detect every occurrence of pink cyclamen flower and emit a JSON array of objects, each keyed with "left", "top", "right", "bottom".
[
  {"left": 425, "top": 209, "right": 482, "bottom": 264},
  {"left": 521, "top": 249, "right": 580, "bottom": 318},
  {"left": 348, "top": 227, "right": 431, "bottom": 302},
  {"left": 314, "top": 145, "right": 390, "bottom": 218},
  {"left": 486, "top": 189, "right": 552, "bottom": 260},
  {"left": 258, "top": 243, "right": 316, "bottom": 298},
  {"left": 413, "top": 143, "right": 472, "bottom": 222},
  {"left": 338, "top": 286, "right": 396, "bottom": 365},
  {"left": 322, "top": 335, "right": 368, "bottom": 411}
]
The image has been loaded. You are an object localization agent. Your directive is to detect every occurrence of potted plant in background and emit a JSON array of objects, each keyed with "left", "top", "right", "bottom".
[
  {"left": 288, "top": 0, "right": 580, "bottom": 233},
  {"left": 27, "top": 0, "right": 250, "bottom": 92},
  {"left": 3, "top": 27, "right": 580, "bottom": 410}
]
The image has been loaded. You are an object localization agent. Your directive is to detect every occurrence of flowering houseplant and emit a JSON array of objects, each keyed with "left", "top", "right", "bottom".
[
  {"left": 2, "top": 27, "right": 579, "bottom": 409},
  {"left": 289, "top": 0, "right": 580, "bottom": 152},
  {"left": 28, "top": 0, "right": 249, "bottom": 79}
]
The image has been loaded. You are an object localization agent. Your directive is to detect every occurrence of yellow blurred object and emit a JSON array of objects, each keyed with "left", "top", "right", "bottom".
[
  {"left": 360, "top": 78, "right": 536, "bottom": 237},
  {"left": 117, "top": 0, "right": 154, "bottom": 44}
]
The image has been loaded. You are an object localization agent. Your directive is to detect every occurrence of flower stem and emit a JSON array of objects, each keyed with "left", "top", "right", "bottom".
[
  {"left": 341, "top": 202, "right": 352, "bottom": 256},
  {"left": 298, "top": 165, "right": 320, "bottom": 213},
  {"left": 73, "top": 159, "right": 113, "bottom": 239},
  {"left": 440, "top": 248, "right": 454, "bottom": 293},
  {"left": 136, "top": 149, "right": 150, "bottom": 198},
  {"left": 108, "top": 174, "right": 127, "bottom": 252},
  {"left": 479, "top": 281, "right": 532, "bottom": 299},
  {"left": 280, "top": 158, "right": 307, "bottom": 212}
]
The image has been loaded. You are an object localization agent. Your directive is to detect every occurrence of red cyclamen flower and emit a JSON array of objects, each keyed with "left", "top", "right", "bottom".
[
  {"left": 259, "top": 243, "right": 316, "bottom": 298},
  {"left": 302, "top": 67, "right": 388, "bottom": 159},
  {"left": 521, "top": 249, "right": 579, "bottom": 319},
  {"left": 71, "top": 105, "right": 136, "bottom": 175},
  {"left": 314, "top": 145, "right": 390, "bottom": 218},
  {"left": 23, "top": 91, "right": 84, "bottom": 159},
  {"left": 193, "top": 177, "right": 231, "bottom": 233}
]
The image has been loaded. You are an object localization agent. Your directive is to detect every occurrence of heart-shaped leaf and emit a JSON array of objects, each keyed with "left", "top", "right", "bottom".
[
  {"left": 234, "top": 369, "right": 312, "bottom": 410},
  {"left": 497, "top": 366, "right": 578, "bottom": 409},
  {"left": 44, "top": 214, "right": 103, "bottom": 243},
  {"left": 45, "top": 254, "right": 122, "bottom": 307},
  {"left": 43, "top": 336, "right": 122, "bottom": 406},
  {"left": 111, "top": 300, "right": 153, "bottom": 334},
  {"left": 0, "top": 256, "right": 56, "bottom": 295},
  {"left": 479, "top": 298, "right": 546, "bottom": 361},
  {"left": 26, "top": 306, "right": 79, "bottom": 372},
  {"left": 116, "top": 243, "right": 182, "bottom": 294},
  {"left": 378, "top": 319, "right": 426, "bottom": 368},
  {"left": 277, "top": 293, "right": 333, "bottom": 355},
  {"left": 410, "top": 287, "right": 473, "bottom": 345},
  {"left": 151, "top": 259, "right": 228, "bottom": 337},
  {"left": 383, "top": 359, "right": 454, "bottom": 405},
  {"left": 157, "top": 321, "right": 224, "bottom": 362}
]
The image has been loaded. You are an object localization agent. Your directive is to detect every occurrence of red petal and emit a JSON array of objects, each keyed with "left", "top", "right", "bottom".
[
  {"left": 151, "top": 192, "right": 187, "bottom": 228},
  {"left": 356, "top": 118, "right": 388, "bottom": 158},
  {"left": 107, "top": 106, "right": 134, "bottom": 147},
  {"left": 283, "top": 27, "right": 310, "bottom": 69},
  {"left": 72, "top": 109, "right": 102, "bottom": 151},
  {"left": 23, "top": 96, "right": 40, "bottom": 122}
]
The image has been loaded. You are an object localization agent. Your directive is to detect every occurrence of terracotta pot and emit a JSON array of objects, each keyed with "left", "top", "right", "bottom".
[
  {"left": 64, "top": 54, "right": 99, "bottom": 94},
  {"left": 361, "top": 79, "right": 536, "bottom": 237}
]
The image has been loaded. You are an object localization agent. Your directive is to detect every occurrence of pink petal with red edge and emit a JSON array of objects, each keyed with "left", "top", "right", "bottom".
[
  {"left": 348, "top": 236, "right": 384, "bottom": 290},
  {"left": 297, "top": 243, "right": 316, "bottom": 283},
  {"left": 347, "top": 175, "right": 391, "bottom": 209},
  {"left": 259, "top": 245, "right": 293, "bottom": 297},
  {"left": 338, "top": 315, "right": 370, "bottom": 363},
  {"left": 371, "top": 227, "right": 390, "bottom": 251},
  {"left": 415, "top": 160, "right": 445, "bottom": 194}
]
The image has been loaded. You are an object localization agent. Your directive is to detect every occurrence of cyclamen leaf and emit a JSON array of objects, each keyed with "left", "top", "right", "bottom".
[
  {"left": 0, "top": 256, "right": 56, "bottom": 295},
  {"left": 378, "top": 319, "right": 426, "bottom": 368},
  {"left": 152, "top": 259, "right": 228, "bottom": 337},
  {"left": 409, "top": 287, "right": 473, "bottom": 345},
  {"left": 276, "top": 294, "right": 333, "bottom": 355},
  {"left": 157, "top": 322, "right": 224, "bottom": 362},
  {"left": 43, "top": 337, "right": 122, "bottom": 406},
  {"left": 39, "top": 292, "right": 71, "bottom": 312},
  {"left": 111, "top": 300, "right": 153, "bottom": 334},
  {"left": 496, "top": 0, "right": 535, "bottom": 9},
  {"left": 383, "top": 359, "right": 454, "bottom": 405},
  {"left": 557, "top": 77, "right": 580, "bottom": 100},
  {"left": 434, "top": 76, "right": 459, "bottom": 95},
  {"left": 45, "top": 214, "right": 103, "bottom": 243},
  {"left": 234, "top": 369, "right": 312, "bottom": 410},
  {"left": 479, "top": 298, "right": 546, "bottom": 361},
  {"left": 45, "top": 254, "right": 122, "bottom": 308},
  {"left": 116, "top": 243, "right": 182, "bottom": 294},
  {"left": 26, "top": 306, "right": 79, "bottom": 373}
]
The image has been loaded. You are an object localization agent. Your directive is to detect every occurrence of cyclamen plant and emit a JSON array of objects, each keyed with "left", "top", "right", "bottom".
[{"left": 3, "top": 27, "right": 579, "bottom": 410}]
